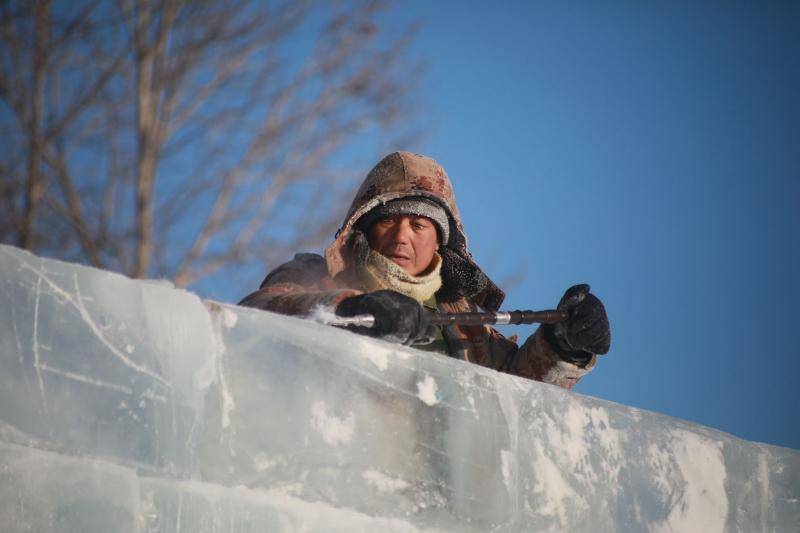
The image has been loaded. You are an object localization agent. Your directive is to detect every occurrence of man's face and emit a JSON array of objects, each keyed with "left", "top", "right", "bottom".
[{"left": 367, "top": 215, "right": 439, "bottom": 276}]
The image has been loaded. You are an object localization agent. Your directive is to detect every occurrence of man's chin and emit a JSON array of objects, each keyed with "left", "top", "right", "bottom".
[{"left": 389, "top": 257, "right": 414, "bottom": 272}]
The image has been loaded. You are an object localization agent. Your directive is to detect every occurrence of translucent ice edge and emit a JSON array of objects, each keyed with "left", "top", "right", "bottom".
[{"left": 1, "top": 244, "right": 798, "bottom": 533}]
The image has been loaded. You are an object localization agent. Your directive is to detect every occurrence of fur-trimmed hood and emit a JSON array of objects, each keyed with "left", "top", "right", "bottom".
[{"left": 324, "top": 152, "right": 505, "bottom": 311}]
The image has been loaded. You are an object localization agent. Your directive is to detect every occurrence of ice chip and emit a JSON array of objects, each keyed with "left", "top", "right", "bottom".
[{"left": 416, "top": 375, "right": 439, "bottom": 406}]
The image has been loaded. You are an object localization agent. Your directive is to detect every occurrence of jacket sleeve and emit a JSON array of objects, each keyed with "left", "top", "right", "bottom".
[
  {"left": 238, "top": 253, "right": 360, "bottom": 317},
  {"left": 499, "top": 327, "right": 596, "bottom": 390}
]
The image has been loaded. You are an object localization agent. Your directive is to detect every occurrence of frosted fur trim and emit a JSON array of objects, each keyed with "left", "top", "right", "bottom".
[
  {"left": 543, "top": 359, "right": 595, "bottom": 388},
  {"left": 508, "top": 328, "right": 596, "bottom": 389},
  {"left": 358, "top": 249, "right": 442, "bottom": 303}
]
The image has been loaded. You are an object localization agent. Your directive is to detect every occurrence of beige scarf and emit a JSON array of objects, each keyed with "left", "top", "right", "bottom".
[{"left": 357, "top": 249, "right": 442, "bottom": 303}]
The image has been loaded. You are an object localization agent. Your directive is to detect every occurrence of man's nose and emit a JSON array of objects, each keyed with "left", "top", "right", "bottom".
[{"left": 392, "top": 218, "right": 413, "bottom": 243}]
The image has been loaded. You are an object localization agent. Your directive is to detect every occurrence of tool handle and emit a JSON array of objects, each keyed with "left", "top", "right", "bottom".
[
  {"left": 325, "top": 309, "right": 567, "bottom": 328},
  {"left": 428, "top": 309, "right": 567, "bottom": 326}
]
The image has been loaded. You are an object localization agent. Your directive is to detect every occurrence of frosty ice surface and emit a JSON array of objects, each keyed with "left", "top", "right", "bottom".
[{"left": 1, "top": 244, "right": 798, "bottom": 532}]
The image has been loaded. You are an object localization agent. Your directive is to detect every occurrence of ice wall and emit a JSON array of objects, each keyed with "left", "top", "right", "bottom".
[{"left": 1, "top": 243, "right": 798, "bottom": 532}]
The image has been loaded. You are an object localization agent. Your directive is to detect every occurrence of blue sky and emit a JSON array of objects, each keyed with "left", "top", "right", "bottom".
[
  {"left": 393, "top": 1, "right": 799, "bottom": 449},
  {"left": 4, "top": 1, "right": 797, "bottom": 451}
]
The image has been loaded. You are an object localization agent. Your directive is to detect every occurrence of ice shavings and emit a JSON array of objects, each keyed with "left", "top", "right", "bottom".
[
  {"left": 647, "top": 442, "right": 674, "bottom": 501},
  {"left": 308, "top": 304, "right": 340, "bottom": 325},
  {"left": 209, "top": 304, "right": 236, "bottom": 429},
  {"left": 364, "top": 349, "right": 389, "bottom": 371},
  {"left": 196, "top": 302, "right": 238, "bottom": 431},
  {"left": 253, "top": 452, "right": 279, "bottom": 472},
  {"left": 586, "top": 406, "right": 623, "bottom": 484},
  {"left": 530, "top": 440, "right": 588, "bottom": 526},
  {"left": 524, "top": 400, "right": 625, "bottom": 528},
  {"left": 222, "top": 308, "right": 238, "bottom": 328},
  {"left": 392, "top": 349, "right": 411, "bottom": 361},
  {"left": 311, "top": 305, "right": 391, "bottom": 370},
  {"left": 416, "top": 375, "right": 439, "bottom": 406},
  {"left": 352, "top": 336, "right": 390, "bottom": 371},
  {"left": 492, "top": 368, "right": 521, "bottom": 519},
  {"left": 651, "top": 430, "right": 728, "bottom": 533},
  {"left": 539, "top": 403, "right": 622, "bottom": 490},
  {"left": 500, "top": 449, "right": 512, "bottom": 491},
  {"left": 362, "top": 469, "right": 410, "bottom": 493},
  {"left": 216, "top": 355, "right": 235, "bottom": 429},
  {"left": 310, "top": 401, "right": 355, "bottom": 446}
]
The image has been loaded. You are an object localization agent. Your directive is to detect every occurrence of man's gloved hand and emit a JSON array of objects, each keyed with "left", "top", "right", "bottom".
[
  {"left": 335, "top": 289, "right": 437, "bottom": 346},
  {"left": 543, "top": 284, "right": 611, "bottom": 365}
]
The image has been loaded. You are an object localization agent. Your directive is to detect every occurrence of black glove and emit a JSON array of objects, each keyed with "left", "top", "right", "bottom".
[
  {"left": 335, "top": 290, "right": 437, "bottom": 346},
  {"left": 543, "top": 284, "right": 611, "bottom": 365}
]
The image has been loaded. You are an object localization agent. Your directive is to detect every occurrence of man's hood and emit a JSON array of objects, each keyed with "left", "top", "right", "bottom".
[{"left": 324, "top": 151, "right": 505, "bottom": 310}]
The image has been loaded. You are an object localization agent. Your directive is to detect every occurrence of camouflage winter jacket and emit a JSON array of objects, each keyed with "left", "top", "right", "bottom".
[{"left": 239, "top": 152, "right": 595, "bottom": 390}]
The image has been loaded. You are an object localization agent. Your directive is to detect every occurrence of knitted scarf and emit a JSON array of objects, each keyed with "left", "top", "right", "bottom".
[{"left": 357, "top": 249, "right": 442, "bottom": 303}]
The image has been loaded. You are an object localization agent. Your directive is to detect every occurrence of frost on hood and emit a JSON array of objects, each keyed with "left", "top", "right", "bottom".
[{"left": 0, "top": 244, "right": 798, "bottom": 532}]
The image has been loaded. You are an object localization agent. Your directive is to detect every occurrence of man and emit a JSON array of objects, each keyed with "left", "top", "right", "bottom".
[{"left": 239, "top": 152, "right": 610, "bottom": 390}]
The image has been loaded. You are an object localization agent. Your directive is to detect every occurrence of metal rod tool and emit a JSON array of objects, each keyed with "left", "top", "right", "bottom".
[{"left": 326, "top": 309, "right": 567, "bottom": 328}]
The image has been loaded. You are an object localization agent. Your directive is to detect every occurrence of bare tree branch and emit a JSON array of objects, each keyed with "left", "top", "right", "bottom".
[
  {"left": 1, "top": 0, "right": 424, "bottom": 299},
  {"left": 20, "top": 0, "right": 50, "bottom": 249}
]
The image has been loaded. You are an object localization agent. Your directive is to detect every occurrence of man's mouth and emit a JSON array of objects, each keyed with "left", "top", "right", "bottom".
[{"left": 387, "top": 253, "right": 411, "bottom": 265}]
